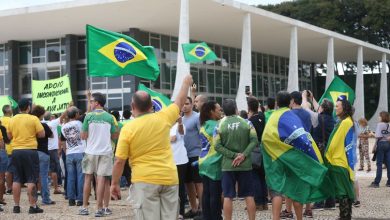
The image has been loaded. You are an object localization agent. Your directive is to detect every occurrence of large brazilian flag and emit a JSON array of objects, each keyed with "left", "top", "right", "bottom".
[
  {"left": 325, "top": 117, "right": 356, "bottom": 199},
  {"left": 262, "top": 108, "right": 331, "bottom": 203},
  {"left": 138, "top": 83, "right": 172, "bottom": 112},
  {"left": 199, "top": 120, "right": 222, "bottom": 181},
  {"left": 87, "top": 25, "right": 160, "bottom": 81}
]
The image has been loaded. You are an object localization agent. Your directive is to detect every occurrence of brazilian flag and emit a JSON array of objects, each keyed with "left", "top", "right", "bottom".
[
  {"left": 262, "top": 108, "right": 332, "bottom": 203},
  {"left": 182, "top": 42, "right": 217, "bottom": 63},
  {"left": 138, "top": 84, "right": 172, "bottom": 112},
  {"left": 325, "top": 116, "right": 356, "bottom": 200},
  {"left": 87, "top": 25, "right": 159, "bottom": 81},
  {"left": 0, "top": 96, "right": 18, "bottom": 117}
]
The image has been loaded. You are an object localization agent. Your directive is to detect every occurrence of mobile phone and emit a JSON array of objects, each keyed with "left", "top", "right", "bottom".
[{"left": 245, "top": 86, "right": 250, "bottom": 95}]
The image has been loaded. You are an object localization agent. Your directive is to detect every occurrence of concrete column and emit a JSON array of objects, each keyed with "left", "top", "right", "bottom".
[
  {"left": 287, "top": 26, "right": 298, "bottom": 92},
  {"left": 369, "top": 53, "right": 388, "bottom": 128},
  {"left": 353, "top": 46, "right": 365, "bottom": 120},
  {"left": 325, "top": 37, "right": 334, "bottom": 89},
  {"left": 65, "top": 34, "right": 79, "bottom": 103},
  {"left": 236, "top": 13, "right": 252, "bottom": 111},
  {"left": 171, "top": 0, "right": 190, "bottom": 101},
  {"left": 7, "top": 41, "right": 20, "bottom": 100}
]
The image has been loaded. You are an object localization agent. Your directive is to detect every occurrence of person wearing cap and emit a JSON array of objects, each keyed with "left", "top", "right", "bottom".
[{"left": 7, "top": 98, "right": 45, "bottom": 214}]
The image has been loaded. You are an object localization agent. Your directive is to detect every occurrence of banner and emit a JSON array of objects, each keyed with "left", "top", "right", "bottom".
[{"left": 32, "top": 75, "right": 72, "bottom": 114}]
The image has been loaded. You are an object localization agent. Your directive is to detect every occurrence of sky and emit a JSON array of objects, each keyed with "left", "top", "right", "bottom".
[{"left": 0, "top": 0, "right": 290, "bottom": 11}]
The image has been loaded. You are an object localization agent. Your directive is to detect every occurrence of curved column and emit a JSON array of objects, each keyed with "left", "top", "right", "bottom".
[
  {"left": 171, "top": 0, "right": 190, "bottom": 101},
  {"left": 353, "top": 46, "right": 365, "bottom": 120},
  {"left": 235, "top": 13, "right": 252, "bottom": 111},
  {"left": 287, "top": 26, "right": 298, "bottom": 92},
  {"left": 325, "top": 37, "right": 334, "bottom": 89}
]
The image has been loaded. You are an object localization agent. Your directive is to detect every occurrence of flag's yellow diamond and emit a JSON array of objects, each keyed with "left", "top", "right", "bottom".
[{"left": 189, "top": 44, "right": 211, "bottom": 60}]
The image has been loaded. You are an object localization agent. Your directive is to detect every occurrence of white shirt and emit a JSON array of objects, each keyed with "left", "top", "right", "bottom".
[
  {"left": 170, "top": 123, "right": 188, "bottom": 165},
  {"left": 61, "top": 120, "right": 86, "bottom": 155},
  {"left": 46, "top": 118, "right": 60, "bottom": 150}
]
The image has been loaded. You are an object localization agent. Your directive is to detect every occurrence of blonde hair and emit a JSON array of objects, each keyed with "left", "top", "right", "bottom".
[{"left": 358, "top": 118, "right": 368, "bottom": 126}]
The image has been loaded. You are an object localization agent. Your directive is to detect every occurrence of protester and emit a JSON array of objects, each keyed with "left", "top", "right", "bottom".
[
  {"left": 8, "top": 98, "right": 45, "bottom": 214},
  {"left": 61, "top": 106, "right": 86, "bottom": 206},
  {"left": 31, "top": 105, "right": 56, "bottom": 206},
  {"left": 325, "top": 95, "right": 356, "bottom": 220},
  {"left": 1, "top": 105, "right": 14, "bottom": 195},
  {"left": 239, "top": 110, "right": 248, "bottom": 120},
  {"left": 190, "top": 83, "right": 207, "bottom": 112},
  {"left": 80, "top": 93, "right": 118, "bottom": 217},
  {"left": 182, "top": 97, "right": 203, "bottom": 218},
  {"left": 111, "top": 74, "right": 193, "bottom": 220},
  {"left": 246, "top": 97, "right": 268, "bottom": 211},
  {"left": 169, "top": 116, "right": 187, "bottom": 220},
  {"left": 215, "top": 99, "right": 258, "bottom": 220},
  {"left": 198, "top": 101, "right": 223, "bottom": 220},
  {"left": 264, "top": 98, "right": 275, "bottom": 122},
  {"left": 370, "top": 111, "right": 390, "bottom": 188},
  {"left": 0, "top": 122, "right": 5, "bottom": 211},
  {"left": 357, "top": 118, "right": 372, "bottom": 172}
]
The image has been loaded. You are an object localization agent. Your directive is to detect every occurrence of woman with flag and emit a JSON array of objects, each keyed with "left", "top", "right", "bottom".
[
  {"left": 325, "top": 95, "right": 356, "bottom": 220},
  {"left": 198, "top": 101, "right": 223, "bottom": 220}
]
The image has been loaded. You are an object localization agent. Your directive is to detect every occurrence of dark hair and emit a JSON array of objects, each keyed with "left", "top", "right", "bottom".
[
  {"left": 338, "top": 99, "right": 354, "bottom": 119},
  {"left": 2, "top": 105, "right": 11, "bottom": 115},
  {"left": 186, "top": 97, "right": 193, "bottom": 104},
  {"left": 92, "top": 93, "right": 106, "bottom": 107},
  {"left": 260, "top": 106, "right": 265, "bottom": 113},
  {"left": 200, "top": 101, "right": 217, "bottom": 125},
  {"left": 223, "top": 99, "right": 237, "bottom": 116},
  {"left": 379, "top": 111, "right": 390, "bottom": 123},
  {"left": 123, "top": 109, "right": 131, "bottom": 119},
  {"left": 247, "top": 97, "right": 259, "bottom": 113},
  {"left": 31, "top": 105, "right": 46, "bottom": 118},
  {"left": 290, "top": 91, "right": 302, "bottom": 105},
  {"left": 240, "top": 110, "right": 248, "bottom": 119},
  {"left": 18, "top": 98, "right": 31, "bottom": 112},
  {"left": 320, "top": 99, "right": 333, "bottom": 115},
  {"left": 133, "top": 92, "right": 152, "bottom": 112},
  {"left": 276, "top": 91, "right": 291, "bottom": 108},
  {"left": 67, "top": 106, "right": 79, "bottom": 119},
  {"left": 111, "top": 110, "right": 120, "bottom": 121},
  {"left": 267, "top": 98, "right": 275, "bottom": 110}
]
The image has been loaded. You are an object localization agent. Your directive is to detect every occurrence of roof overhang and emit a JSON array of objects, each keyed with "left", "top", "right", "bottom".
[{"left": 0, "top": 0, "right": 389, "bottom": 62}]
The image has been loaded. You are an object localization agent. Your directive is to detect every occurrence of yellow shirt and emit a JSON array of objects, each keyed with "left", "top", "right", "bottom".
[
  {"left": 9, "top": 114, "right": 44, "bottom": 150},
  {"left": 0, "top": 116, "right": 12, "bottom": 154},
  {"left": 116, "top": 104, "right": 180, "bottom": 185}
]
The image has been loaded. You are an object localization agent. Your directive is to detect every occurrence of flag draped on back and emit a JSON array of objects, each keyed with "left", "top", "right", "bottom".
[
  {"left": 137, "top": 84, "right": 172, "bottom": 112},
  {"left": 199, "top": 120, "right": 222, "bottom": 181},
  {"left": 325, "top": 116, "right": 356, "bottom": 199},
  {"left": 262, "top": 108, "right": 331, "bottom": 203},
  {"left": 319, "top": 76, "right": 355, "bottom": 116},
  {"left": 87, "top": 25, "right": 160, "bottom": 80},
  {"left": 182, "top": 42, "right": 217, "bottom": 63}
]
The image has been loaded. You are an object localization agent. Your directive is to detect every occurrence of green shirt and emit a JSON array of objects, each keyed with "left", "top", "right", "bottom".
[
  {"left": 264, "top": 109, "right": 275, "bottom": 123},
  {"left": 214, "top": 115, "right": 258, "bottom": 171}
]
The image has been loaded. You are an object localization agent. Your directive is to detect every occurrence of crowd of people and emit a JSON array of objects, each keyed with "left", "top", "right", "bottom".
[{"left": 0, "top": 74, "right": 389, "bottom": 220}]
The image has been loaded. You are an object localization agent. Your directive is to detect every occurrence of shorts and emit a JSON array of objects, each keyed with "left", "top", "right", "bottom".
[
  {"left": 221, "top": 171, "right": 254, "bottom": 198},
  {"left": 82, "top": 153, "right": 113, "bottom": 177},
  {"left": 49, "top": 149, "right": 60, "bottom": 173},
  {"left": 12, "top": 149, "right": 39, "bottom": 184},
  {"left": 184, "top": 157, "right": 202, "bottom": 183},
  {"left": 0, "top": 150, "right": 8, "bottom": 173},
  {"left": 7, "top": 155, "right": 15, "bottom": 173}
]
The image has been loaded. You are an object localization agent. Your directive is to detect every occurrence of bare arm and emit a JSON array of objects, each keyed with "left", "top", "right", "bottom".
[
  {"left": 174, "top": 74, "right": 193, "bottom": 109},
  {"left": 177, "top": 117, "right": 184, "bottom": 135},
  {"left": 36, "top": 130, "right": 45, "bottom": 138},
  {"left": 190, "top": 83, "right": 196, "bottom": 103},
  {"left": 81, "top": 131, "right": 88, "bottom": 140},
  {"left": 86, "top": 89, "right": 92, "bottom": 113}
]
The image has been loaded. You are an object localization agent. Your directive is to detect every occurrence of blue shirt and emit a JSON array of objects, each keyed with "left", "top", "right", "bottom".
[
  {"left": 291, "top": 108, "right": 312, "bottom": 132},
  {"left": 182, "top": 111, "right": 201, "bottom": 158}
]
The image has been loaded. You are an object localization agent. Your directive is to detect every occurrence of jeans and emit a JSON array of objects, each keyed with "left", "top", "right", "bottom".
[
  {"left": 252, "top": 167, "right": 268, "bottom": 205},
  {"left": 202, "top": 176, "right": 222, "bottom": 220},
  {"left": 374, "top": 141, "right": 390, "bottom": 185},
  {"left": 66, "top": 153, "right": 84, "bottom": 201},
  {"left": 38, "top": 151, "right": 52, "bottom": 204}
]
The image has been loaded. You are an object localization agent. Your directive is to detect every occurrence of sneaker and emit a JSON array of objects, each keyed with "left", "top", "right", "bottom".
[
  {"left": 367, "top": 168, "right": 371, "bottom": 172},
  {"left": 76, "top": 201, "right": 83, "bottom": 206},
  {"left": 13, "top": 206, "right": 21, "bottom": 213},
  {"left": 358, "top": 168, "right": 363, "bottom": 171},
  {"left": 0, "top": 206, "right": 3, "bottom": 212},
  {"left": 303, "top": 209, "right": 313, "bottom": 218},
  {"left": 37, "top": 191, "right": 41, "bottom": 196},
  {"left": 95, "top": 209, "right": 105, "bottom": 217},
  {"left": 312, "top": 203, "right": 324, "bottom": 211},
  {"left": 42, "top": 201, "right": 56, "bottom": 205},
  {"left": 280, "top": 209, "right": 294, "bottom": 219},
  {"left": 6, "top": 189, "right": 12, "bottom": 195},
  {"left": 353, "top": 201, "right": 361, "bottom": 207},
  {"left": 69, "top": 199, "right": 76, "bottom": 206},
  {"left": 183, "top": 209, "right": 198, "bottom": 219},
  {"left": 28, "top": 206, "right": 44, "bottom": 214},
  {"left": 263, "top": 204, "right": 269, "bottom": 210},
  {"left": 369, "top": 182, "right": 379, "bottom": 188},
  {"left": 78, "top": 207, "right": 89, "bottom": 215},
  {"left": 104, "top": 207, "right": 112, "bottom": 215},
  {"left": 386, "top": 183, "right": 390, "bottom": 187}
]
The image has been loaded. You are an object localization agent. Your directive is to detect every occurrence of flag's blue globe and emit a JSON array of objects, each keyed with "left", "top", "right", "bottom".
[
  {"left": 152, "top": 99, "right": 163, "bottom": 112},
  {"left": 195, "top": 46, "right": 205, "bottom": 57},
  {"left": 114, "top": 42, "right": 136, "bottom": 63}
]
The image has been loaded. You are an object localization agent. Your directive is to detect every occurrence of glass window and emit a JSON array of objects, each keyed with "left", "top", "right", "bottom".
[
  {"left": 47, "top": 71, "right": 60, "bottom": 79},
  {"left": 229, "top": 48, "right": 236, "bottom": 66},
  {"left": 123, "top": 92, "right": 132, "bottom": 110},
  {"left": 108, "top": 99, "right": 123, "bottom": 111},
  {"left": 161, "top": 35, "right": 170, "bottom": 52},
  {"left": 107, "top": 77, "right": 122, "bottom": 89},
  {"left": 256, "top": 53, "right": 262, "bottom": 72},
  {"left": 230, "top": 72, "right": 237, "bottom": 94},
  {"left": 32, "top": 40, "right": 45, "bottom": 57},
  {"left": 275, "top": 56, "right": 280, "bottom": 75},
  {"left": 161, "top": 63, "right": 171, "bottom": 84},
  {"left": 207, "top": 70, "right": 215, "bottom": 93},
  {"left": 269, "top": 55, "right": 274, "bottom": 74},
  {"left": 252, "top": 75, "right": 257, "bottom": 96},
  {"left": 92, "top": 84, "right": 106, "bottom": 90},
  {"left": 61, "top": 38, "right": 66, "bottom": 55},
  {"left": 257, "top": 75, "right": 263, "bottom": 97},
  {"left": 0, "top": 75, "right": 4, "bottom": 95},
  {"left": 92, "top": 77, "right": 106, "bottom": 83},
  {"left": 199, "top": 68, "right": 206, "bottom": 88},
  {"left": 215, "top": 70, "right": 222, "bottom": 94},
  {"left": 223, "top": 71, "right": 229, "bottom": 94},
  {"left": 275, "top": 77, "right": 281, "bottom": 92},
  {"left": 32, "top": 66, "right": 46, "bottom": 80},
  {"left": 21, "top": 72, "right": 31, "bottom": 94},
  {"left": 78, "top": 40, "right": 86, "bottom": 59},
  {"left": 77, "top": 100, "right": 87, "bottom": 113},
  {"left": 263, "top": 76, "right": 269, "bottom": 97},
  {"left": 214, "top": 45, "right": 221, "bottom": 58},
  {"left": 19, "top": 46, "right": 31, "bottom": 65},
  {"left": 77, "top": 68, "right": 87, "bottom": 91},
  {"left": 170, "top": 39, "right": 178, "bottom": 52},
  {"left": 263, "top": 55, "right": 268, "bottom": 73},
  {"left": 216, "top": 97, "right": 222, "bottom": 105},
  {"left": 47, "top": 43, "right": 60, "bottom": 62},
  {"left": 0, "top": 47, "right": 4, "bottom": 66}
]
